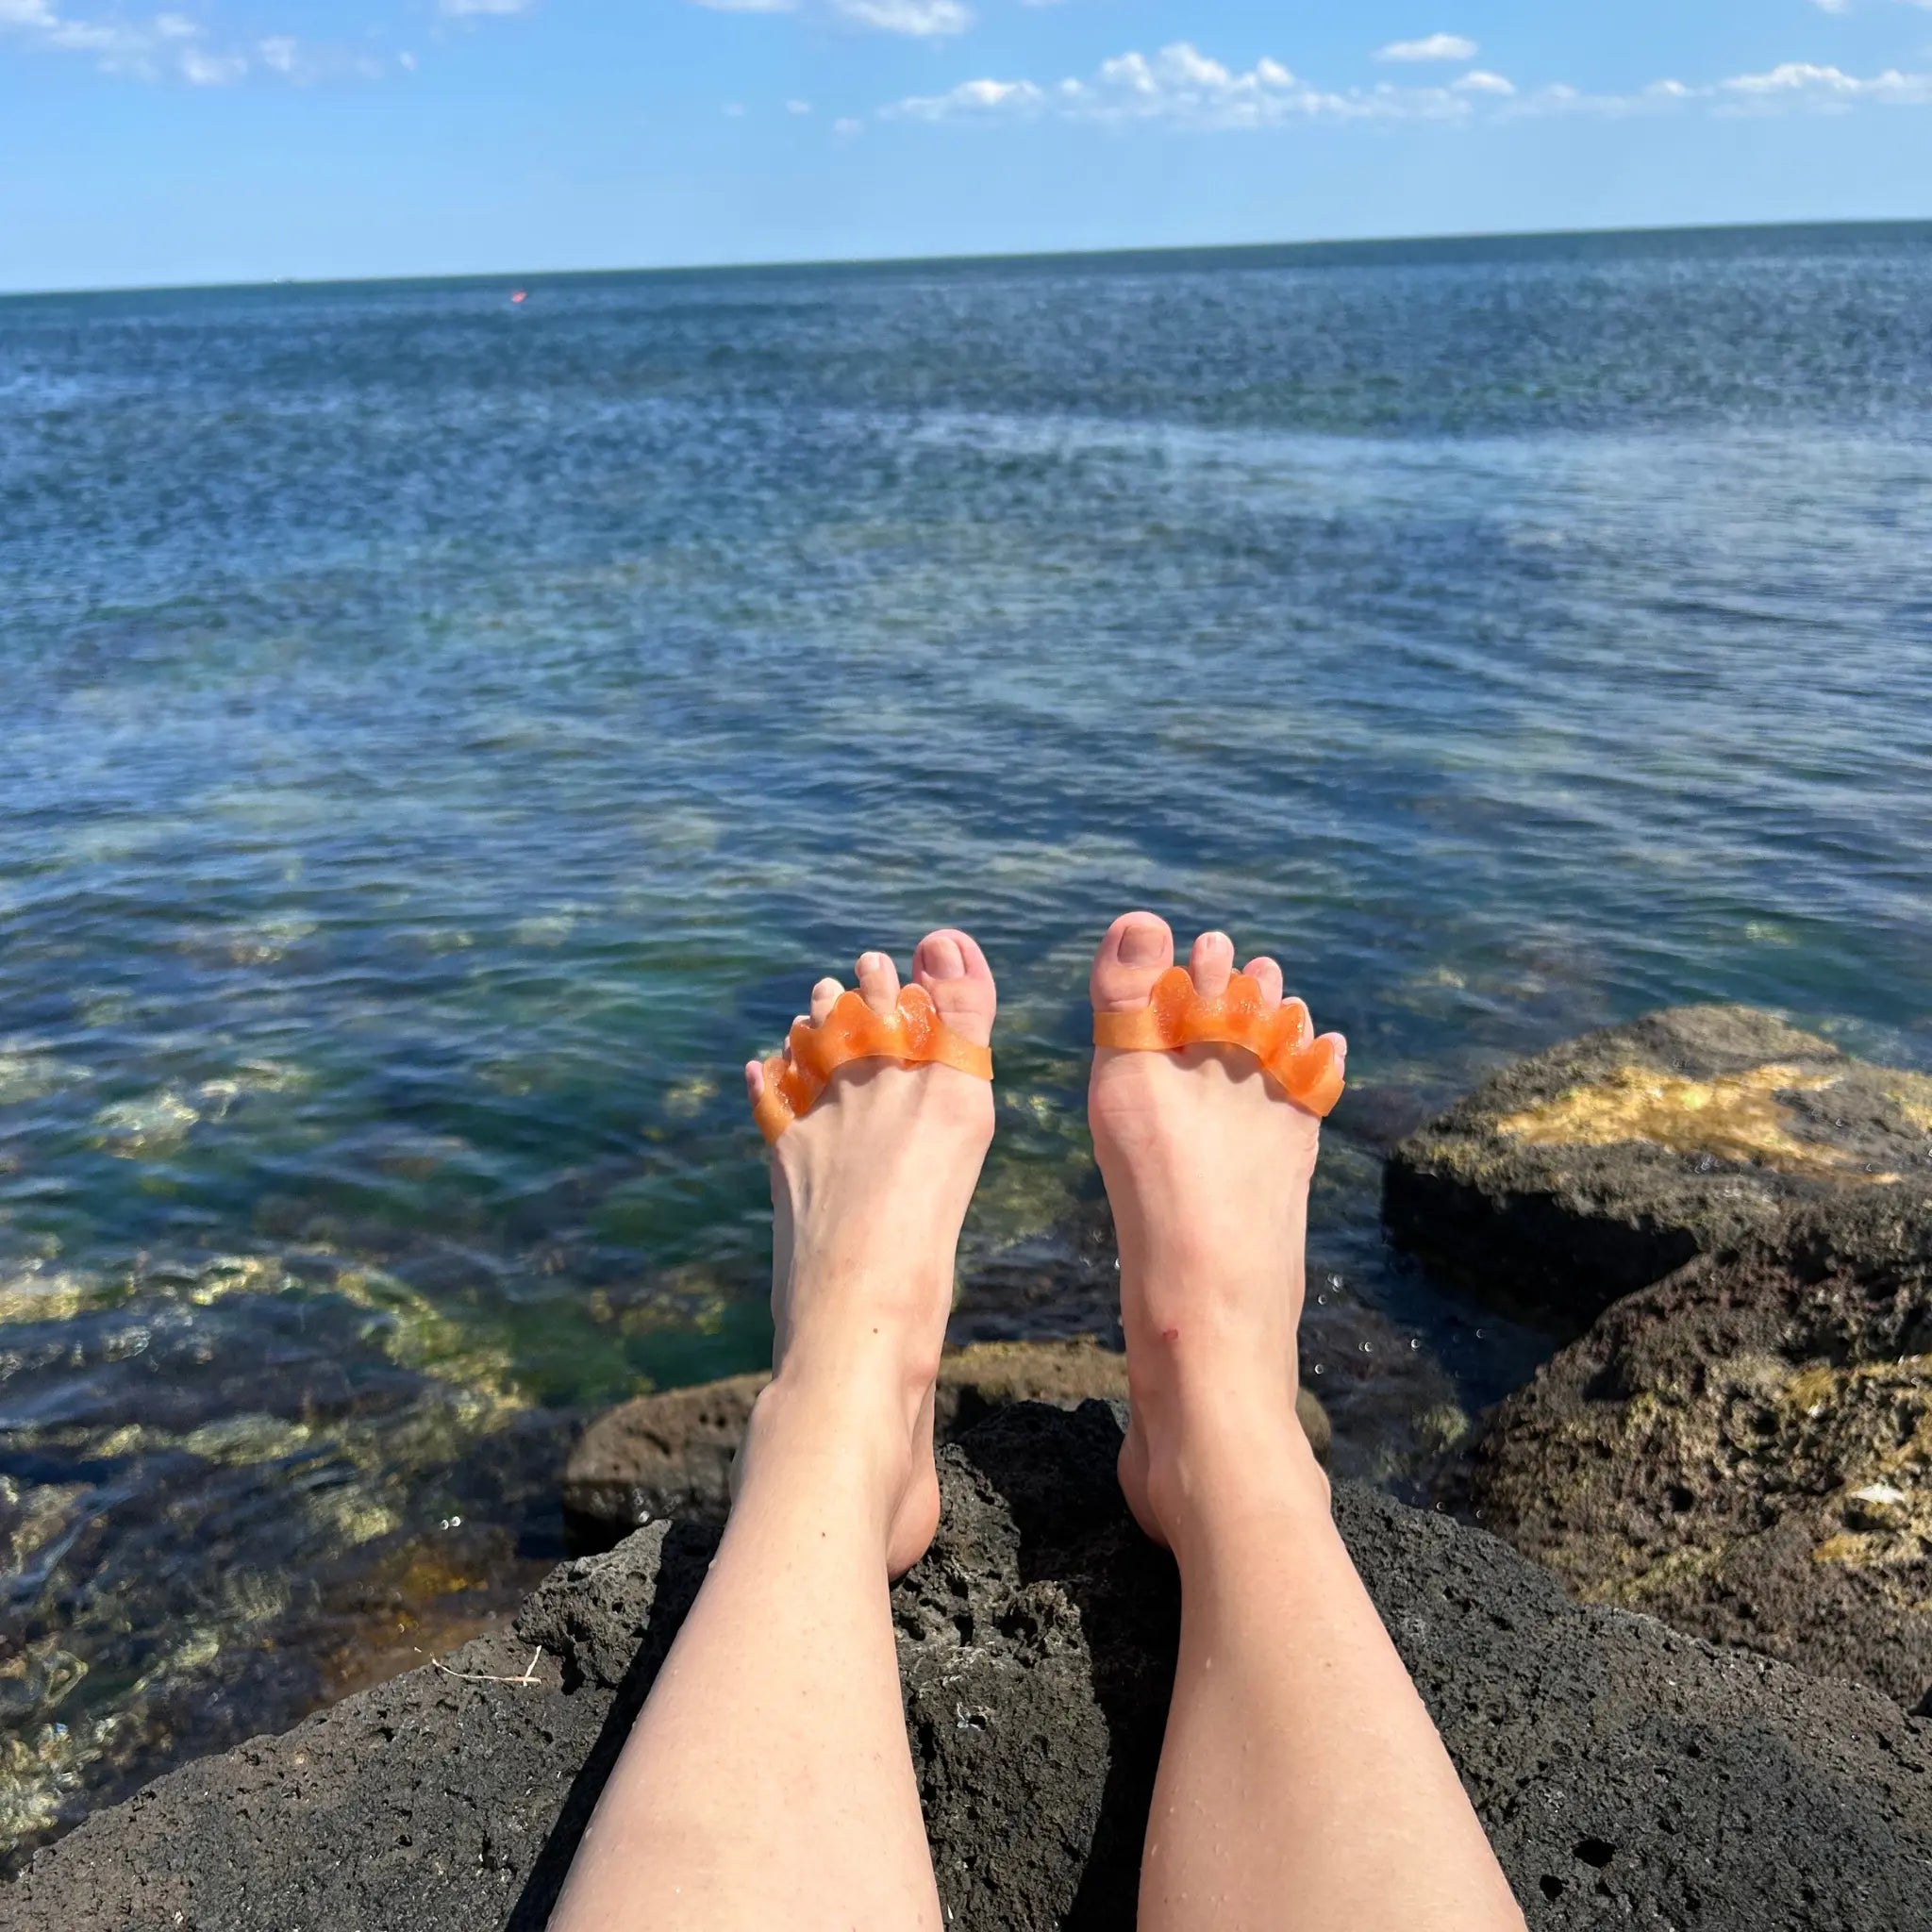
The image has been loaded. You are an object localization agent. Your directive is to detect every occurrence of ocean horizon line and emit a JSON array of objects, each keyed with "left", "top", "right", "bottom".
[{"left": 4, "top": 211, "right": 1928, "bottom": 305}]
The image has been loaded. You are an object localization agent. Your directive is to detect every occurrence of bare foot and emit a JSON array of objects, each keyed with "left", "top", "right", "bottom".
[
  {"left": 1088, "top": 911, "right": 1344, "bottom": 1548},
  {"left": 740, "top": 930, "right": 997, "bottom": 1576}
]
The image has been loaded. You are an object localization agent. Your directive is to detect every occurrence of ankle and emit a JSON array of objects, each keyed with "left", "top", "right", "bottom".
[
  {"left": 769, "top": 1315, "right": 943, "bottom": 1426},
  {"left": 1123, "top": 1282, "right": 1306, "bottom": 1429},
  {"left": 1126, "top": 1371, "right": 1329, "bottom": 1551},
  {"left": 739, "top": 1361, "right": 921, "bottom": 1511}
]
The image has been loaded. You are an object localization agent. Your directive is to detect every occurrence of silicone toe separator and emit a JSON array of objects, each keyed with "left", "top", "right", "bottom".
[
  {"left": 753, "top": 983, "right": 993, "bottom": 1142},
  {"left": 1091, "top": 966, "right": 1345, "bottom": 1116}
]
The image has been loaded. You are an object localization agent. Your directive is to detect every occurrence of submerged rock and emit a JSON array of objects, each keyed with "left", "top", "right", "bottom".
[
  {"left": 1384, "top": 1004, "right": 1932, "bottom": 1324},
  {"left": 19, "top": 1401, "right": 1932, "bottom": 1930},
  {"left": 562, "top": 1337, "right": 1331, "bottom": 1542},
  {"left": 1464, "top": 1196, "right": 1932, "bottom": 1709}
]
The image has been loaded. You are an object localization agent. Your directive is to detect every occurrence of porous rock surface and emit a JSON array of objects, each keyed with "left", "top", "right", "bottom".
[
  {"left": 17, "top": 1402, "right": 1932, "bottom": 1931},
  {"left": 562, "top": 1336, "right": 1329, "bottom": 1540},
  {"left": 1385, "top": 1003, "right": 1932, "bottom": 1324},
  {"left": 1465, "top": 1196, "right": 1932, "bottom": 1710}
]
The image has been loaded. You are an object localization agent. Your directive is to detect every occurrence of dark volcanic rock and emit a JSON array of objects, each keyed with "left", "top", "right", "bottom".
[
  {"left": 18, "top": 1401, "right": 1932, "bottom": 1931},
  {"left": 1385, "top": 1003, "right": 1932, "bottom": 1324},
  {"left": 562, "top": 1337, "right": 1330, "bottom": 1542},
  {"left": 1465, "top": 1196, "right": 1932, "bottom": 1709}
]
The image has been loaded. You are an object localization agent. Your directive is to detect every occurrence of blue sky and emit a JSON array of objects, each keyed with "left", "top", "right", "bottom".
[{"left": 4, "top": 0, "right": 1932, "bottom": 291}]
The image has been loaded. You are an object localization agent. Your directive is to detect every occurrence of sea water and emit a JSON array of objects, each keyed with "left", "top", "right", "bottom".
[{"left": 2, "top": 222, "right": 1930, "bottom": 1858}]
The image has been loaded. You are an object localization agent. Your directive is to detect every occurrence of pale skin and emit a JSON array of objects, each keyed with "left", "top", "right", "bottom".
[{"left": 548, "top": 916, "right": 1526, "bottom": 1932}]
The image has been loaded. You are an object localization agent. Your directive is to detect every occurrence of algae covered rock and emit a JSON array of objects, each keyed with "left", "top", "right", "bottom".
[
  {"left": 1385, "top": 1004, "right": 1932, "bottom": 1324},
  {"left": 561, "top": 1337, "right": 1330, "bottom": 1541},
  {"left": 19, "top": 1401, "right": 1932, "bottom": 1930},
  {"left": 1465, "top": 1196, "right": 1932, "bottom": 1709}
]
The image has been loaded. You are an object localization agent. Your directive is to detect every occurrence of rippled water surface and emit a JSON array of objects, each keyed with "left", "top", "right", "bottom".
[{"left": 4, "top": 224, "right": 1931, "bottom": 1861}]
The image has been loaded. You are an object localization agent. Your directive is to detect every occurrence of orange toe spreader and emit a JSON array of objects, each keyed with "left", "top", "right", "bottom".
[
  {"left": 753, "top": 984, "right": 994, "bottom": 1143},
  {"left": 1091, "top": 966, "right": 1346, "bottom": 1117}
]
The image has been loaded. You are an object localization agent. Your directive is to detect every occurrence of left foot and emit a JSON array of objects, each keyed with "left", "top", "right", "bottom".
[{"left": 739, "top": 931, "right": 997, "bottom": 1575}]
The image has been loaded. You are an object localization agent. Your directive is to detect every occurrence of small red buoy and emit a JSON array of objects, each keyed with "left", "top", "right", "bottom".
[{"left": 510, "top": 290, "right": 528, "bottom": 305}]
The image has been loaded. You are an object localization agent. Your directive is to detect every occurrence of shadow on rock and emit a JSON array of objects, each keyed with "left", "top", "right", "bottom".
[
  {"left": 941, "top": 1400, "right": 1176, "bottom": 1928},
  {"left": 505, "top": 1520, "right": 719, "bottom": 1929}
]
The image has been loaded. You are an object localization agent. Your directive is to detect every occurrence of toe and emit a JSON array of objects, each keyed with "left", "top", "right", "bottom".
[
  {"left": 913, "top": 928, "right": 997, "bottom": 1046},
  {"left": 855, "top": 949, "right": 901, "bottom": 1020},
  {"left": 1189, "top": 930, "right": 1235, "bottom": 1001},
  {"left": 1091, "top": 911, "right": 1174, "bottom": 1014},
  {"left": 1243, "top": 956, "right": 1284, "bottom": 1008},
  {"left": 810, "top": 976, "right": 842, "bottom": 1025},
  {"left": 744, "top": 1058, "right": 765, "bottom": 1103}
]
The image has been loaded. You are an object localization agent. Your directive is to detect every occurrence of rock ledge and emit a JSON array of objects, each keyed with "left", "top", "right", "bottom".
[
  {"left": 1386, "top": 1003, "right": 1932, "bottom": 1324},
  {"left": 15, "top": 1402, "right": 1932, "bottom": 1931}
]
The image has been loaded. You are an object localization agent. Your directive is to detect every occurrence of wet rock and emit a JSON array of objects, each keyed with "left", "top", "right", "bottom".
[
  {"left": 562, "top": 1337, "right": 1332, "bottom": 1542},
  {"left": 1384, "top": 1004, "right": 1932, "bottom": 1325},
  {"left": 19, "top": 1401, "right": 1932, "bottom": 1931},
  {"left": 948, "top": 1194, "right": 1125, "bottom": 1342},
  {"left": 1464, "top": 1196, "right": 1932, "bottom": 1709}
]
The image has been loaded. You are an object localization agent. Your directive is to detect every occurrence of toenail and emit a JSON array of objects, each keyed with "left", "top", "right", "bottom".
[
  {"left": 922, "top": 935, "right": 965, "bottom": 979},
  {"left": 1119, "top": 922, "right": 1167, "bottom": 967}
]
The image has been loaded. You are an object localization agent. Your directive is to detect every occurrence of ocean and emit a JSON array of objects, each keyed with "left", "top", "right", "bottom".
[{"left": 3, "top": 221, "right": 1930, "bottom": 1860}]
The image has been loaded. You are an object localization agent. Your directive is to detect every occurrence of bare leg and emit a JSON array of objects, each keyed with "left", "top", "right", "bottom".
[
  {"left": 550, "top": 932, "right": 998, "bottom": 1932},
  {"left": 1089, "top": 914, "right": 1525, "bottom": 1932}
]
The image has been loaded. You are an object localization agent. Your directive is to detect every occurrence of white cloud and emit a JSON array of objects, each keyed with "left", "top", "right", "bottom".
[
  {"left": 832, "top": 114, "right": 863, "bottom": 136},
  {"left": 1810, "top": 0, "right": 1852, "bottom": 11},
  {"left": 440, "top": 0, "right": 535, "bottom": 13},
  {"left": 0, "top": 3, "right": 177, "bottom": 73},
  {"left": 786, "top": 97, "right": 811, "bottom": 112},
  {"left": 883, "top": 41, "right": 1932, "bottom": 130},
  {"left": 889, "top": 42, "right": 1472, "bottom": 127},
  {"left": 1496, "top": 79, "right": 1677, "bottom": 118},
  {"left": 1717, "top": 59, "right": 1932, "bottom": 106},
  {"left": 0, "top": 2, "right": 403, "bottom": 83},
  {"left": 723, "top": 100, "right": 746, "bottom": 114},
  {"left": 179, "top": 44, "right": 242, "bottom": 82},
  {"left": 0, "top": 1, "right": 153, "bottom": 65},
  {"left": 1499, "top": 61, "right": 1932, "bottom": 117},
  {"left": 889, "top": 75, "right": 1042, "bottom": 118},
  {"left": 1726, "top": 60, "right": 1861, "bottom": 93},
  {"left": 1377, "top": 32, "right": 1477, "bottom": 62},
  {"left": 688, "top": 0, "right": 798, "bottom": 10},
  {"left": 834, "top": 0, "right": 972, "bottom": 35}
]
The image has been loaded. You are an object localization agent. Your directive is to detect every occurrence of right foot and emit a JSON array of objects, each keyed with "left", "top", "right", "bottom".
[
  {"left": 739, "top": 931, "right": 997, "bottom": 1576},
  {"left": 1088, "top": 912, "right": 1343, "bottom": 1548}
]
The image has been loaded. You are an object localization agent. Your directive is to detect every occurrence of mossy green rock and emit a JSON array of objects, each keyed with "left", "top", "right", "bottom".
[
  {"left": 1385, "top": 1004, "right": 1932, "bottom": 1325},
  {"left": 1466, "top": 1198, "right": 1932, "bottom": 1709}
]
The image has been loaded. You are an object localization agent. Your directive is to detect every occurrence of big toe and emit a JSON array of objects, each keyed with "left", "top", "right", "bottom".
[
  {"left": 912, "top": 928, "right": 997, "bottom": 1046},
  {"left": 1091, "top": 910, "right": 1174, "bottom": 1014}
]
